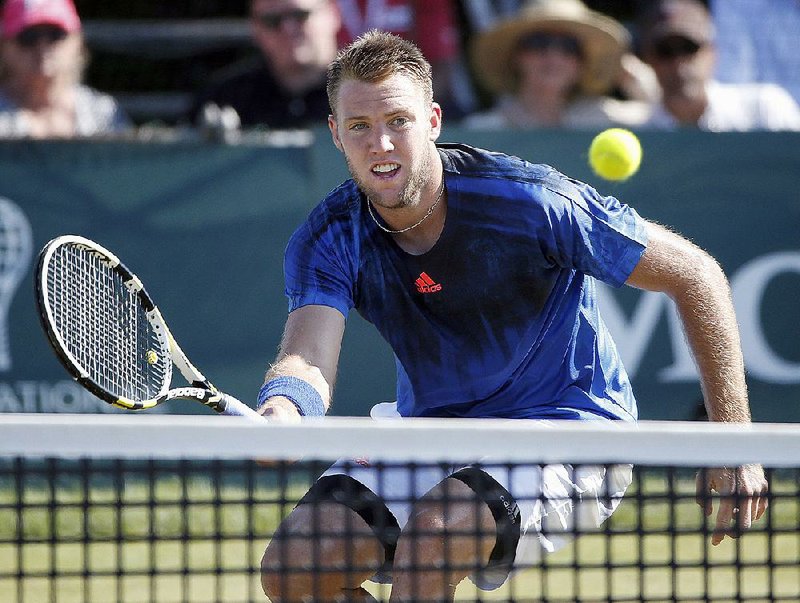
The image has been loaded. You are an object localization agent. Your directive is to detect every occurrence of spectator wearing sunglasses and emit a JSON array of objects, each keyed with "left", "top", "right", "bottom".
[
  {"left": 188, "top": 0, "right": 341, "bottom": 131},
  {"left": 0, "top": 0, "right": 130, "bottom": 139},
  {"left": 638, "top": 0, "right": 800, "bottom": 131},
  {"left": 462, "top": 0, "right": 653, "bottom": 130}
]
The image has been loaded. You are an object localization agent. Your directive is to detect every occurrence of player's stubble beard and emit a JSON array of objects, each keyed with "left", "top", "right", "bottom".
[{"left": 346, "top": 144, "right": 434, "bottom": 212}]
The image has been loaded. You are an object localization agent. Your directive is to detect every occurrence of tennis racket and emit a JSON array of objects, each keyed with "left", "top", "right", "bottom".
[{"left": 35, "top": 234, "right": 262, "bottom": 419}]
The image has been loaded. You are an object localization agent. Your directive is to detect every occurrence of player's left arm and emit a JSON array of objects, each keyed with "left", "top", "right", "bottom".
[
  {"left": 257, "top": 305, "right": 346, "bottom": 423},
  {"left": 625, "top": 221, "right": 769, "bottom": 544}
]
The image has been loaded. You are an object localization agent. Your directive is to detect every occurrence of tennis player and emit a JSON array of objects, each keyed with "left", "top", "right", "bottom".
[{"left": 256, "top": 30, "right": 768, "bottom": 603}]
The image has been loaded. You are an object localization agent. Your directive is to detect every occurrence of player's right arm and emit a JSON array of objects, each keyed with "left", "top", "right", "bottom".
[
  {"left": 626, "top": 221, "right": 768, "bottom": 544},
  {"left": 257, "top": 305, "right": 346, "bottom": 422}
]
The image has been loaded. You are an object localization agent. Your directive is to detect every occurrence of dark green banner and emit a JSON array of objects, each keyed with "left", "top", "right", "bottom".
[{"left": 2, "top": 129, "right": 798, "bottom": 421}]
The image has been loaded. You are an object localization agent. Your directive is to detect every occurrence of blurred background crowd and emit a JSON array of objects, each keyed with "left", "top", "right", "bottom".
[{"left": 0, "top": 0, "right": 798, "bottom": 140}]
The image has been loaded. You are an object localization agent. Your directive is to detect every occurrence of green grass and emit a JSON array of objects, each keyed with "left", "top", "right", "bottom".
[{"left": 0, "top": 467, "right": 797, "bottom": 602}]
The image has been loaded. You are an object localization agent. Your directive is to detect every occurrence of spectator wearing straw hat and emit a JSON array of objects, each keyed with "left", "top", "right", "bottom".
[
  {"left": 463, "top": 0, "right": 654, "bottom": 129},
  {"left": 0, "top": 0, "right": 130, "bottom": 138}
]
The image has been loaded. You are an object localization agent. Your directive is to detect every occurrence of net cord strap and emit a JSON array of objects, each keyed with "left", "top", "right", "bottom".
[{"left": 0, "top": 415, "right": 798, "bottom": 467}]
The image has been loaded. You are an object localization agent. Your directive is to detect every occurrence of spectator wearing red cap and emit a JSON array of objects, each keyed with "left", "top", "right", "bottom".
[
  {"left": 0, "top": 0, "right": 131, "bottom": 138},
  {"left": 638, "top": 0, "right": 800, "bottom": 131}
]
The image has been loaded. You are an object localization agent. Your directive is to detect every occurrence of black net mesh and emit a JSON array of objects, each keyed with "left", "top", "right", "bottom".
[{"left": 0, "top": 454, "right": 796, "bottom": 602}]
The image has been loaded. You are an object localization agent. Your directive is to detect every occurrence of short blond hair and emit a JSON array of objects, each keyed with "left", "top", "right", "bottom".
[{"left": 327, "top": 29, "right": 433, "bottom": 116}]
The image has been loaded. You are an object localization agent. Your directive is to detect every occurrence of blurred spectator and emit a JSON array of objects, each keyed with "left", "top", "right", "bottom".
[
  {"left": 638, "top": 0, "right": 800, "bottom": 131},
  {"left": 463, "top": 0, "right": 652, "bottom": 129},
  {"left": 0, "top": 0, "right": 131, "bottom": 138},
  {"left": 459, "top": 0, "right": 524, "bottom": 33},
  {"left": 188, "top": 0, "right": 340, "bottom": 131},
  {"left": 711, "top": 0, "right": 800, "bottom": 106},
  {"left": 336, "top": 0, "right": 476, "bottom": 118}
]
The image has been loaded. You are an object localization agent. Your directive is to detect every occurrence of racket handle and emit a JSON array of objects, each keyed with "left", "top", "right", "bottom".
[{"left": 218, "top": 394, "right": 264, "bottom": 421}]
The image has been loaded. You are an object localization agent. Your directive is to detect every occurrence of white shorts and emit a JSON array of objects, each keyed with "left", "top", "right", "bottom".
[{"left": 308, "top": 404, "right": 633, "bottom": 591}]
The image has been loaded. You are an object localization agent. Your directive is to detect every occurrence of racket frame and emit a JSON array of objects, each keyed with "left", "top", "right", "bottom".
[{"left": 35, "top": 235, "right": 255, "bottom": 416}]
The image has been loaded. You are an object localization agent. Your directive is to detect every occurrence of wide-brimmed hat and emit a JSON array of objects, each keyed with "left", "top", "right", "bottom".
[{"left": 472, "top": 0, "right": 630, "bottom": 96}]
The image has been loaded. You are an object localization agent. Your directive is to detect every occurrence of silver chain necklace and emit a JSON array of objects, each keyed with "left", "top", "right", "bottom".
[{"left": 367, "top": 180, "right": 445, "bottom": 234}]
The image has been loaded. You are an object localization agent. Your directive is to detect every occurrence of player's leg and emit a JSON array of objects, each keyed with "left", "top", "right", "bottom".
[
  {"left": 387, "top": 462, "right": 633, "bottom": 601},
  {"left": 388, "top": 471, "right": 502, "bottom": 602},
  {"left": 260, "top": 475, "right": 388, "bottom": 602},
  {"left": 261, "top": 455, "right": 447, "bottom": 603},
  {"left": 468, "top": 462, "right": 634, "bottom": 592}
]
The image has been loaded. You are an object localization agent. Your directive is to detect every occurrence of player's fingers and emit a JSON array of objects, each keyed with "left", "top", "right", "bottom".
[
  {"left": 258, "top": 400, "right": 301, "bottom": 424},
  {"left": 755, "top": 494, "right": 769, "bottom": 520},
  {"left": 739, "top": 468, "right": 769, "bottom": 527},
  {"left": 753, "top": 475, "right": 769, "bottom": 521},
  {"left": 737, "top": 497, "right": 753, "bottom": 532},
  {"left": 695, "top": 472, "right": 713, "bottom": 516},
  {"left": 748, "top": 493, "right": 768, "bottom": 523},
  {"left": 712, "top": 497, "right": 736, "bottom": 546}
]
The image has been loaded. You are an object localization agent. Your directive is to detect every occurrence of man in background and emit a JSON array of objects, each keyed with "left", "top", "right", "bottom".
[
  {"left": 189, "top": 0, "right": 341, "bottom": 130},
  {"left": 638, "top": 0, "right": 800, "bottom": 131}
]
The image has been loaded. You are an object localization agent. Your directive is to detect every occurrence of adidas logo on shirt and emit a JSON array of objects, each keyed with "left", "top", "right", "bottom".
[{"left": 415, "top": 272, "right": 442, "bottom": 294}]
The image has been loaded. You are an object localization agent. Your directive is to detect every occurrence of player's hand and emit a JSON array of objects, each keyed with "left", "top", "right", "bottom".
[
  {"left": 257, "top": 396, "right": 302, "bottom": 424},
  {"left": 695, "top": 464, "right": 769, "bottom": 545},
  {"left": 256, "top": 397, "right": 302, "bottom": 467}
]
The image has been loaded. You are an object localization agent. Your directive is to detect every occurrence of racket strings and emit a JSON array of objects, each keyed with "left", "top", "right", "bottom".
[{"left": 46, "top": 244, "right": 169, "bottom": 401}]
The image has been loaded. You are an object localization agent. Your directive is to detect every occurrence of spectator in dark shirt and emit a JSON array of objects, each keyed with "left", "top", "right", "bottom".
[{"left": 189, "top": 0, "right": 341, "bottom": 131}]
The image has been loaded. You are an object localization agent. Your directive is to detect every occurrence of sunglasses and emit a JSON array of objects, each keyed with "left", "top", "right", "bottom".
[
  {"left": 15, "top": 25, "right": 68, "bottom": 48},
  {"left": 652, "top": 37, "right": 703, "bottom": 60},
  {"left": 518, "top": 32, "right": 583, "bottom": 57},
  {"left": 255, "top": 7, "right": 313, "bottom": 31}
]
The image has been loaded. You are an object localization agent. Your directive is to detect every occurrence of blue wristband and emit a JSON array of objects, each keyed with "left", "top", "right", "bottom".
[{"left": 257, "top": 376, "right": 325, "bottom": 417}]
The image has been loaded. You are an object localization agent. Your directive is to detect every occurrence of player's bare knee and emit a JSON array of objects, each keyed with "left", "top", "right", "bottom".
[
  {"left": 261, "top": 502, "right": 383, "bottom": 598},
  {"left": 261, "top": 504, "right": 320, "bottom": 598},
  {"left": 397, "top": 479, "right": 495, "bottom": 567},
  {"left": 416, "top": 478, "right": 494, "bottom": 531}
]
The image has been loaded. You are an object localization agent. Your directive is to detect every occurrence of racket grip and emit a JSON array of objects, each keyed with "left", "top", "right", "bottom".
[{"left": 219, "top": 394, "right": 264, "bottom": 421}]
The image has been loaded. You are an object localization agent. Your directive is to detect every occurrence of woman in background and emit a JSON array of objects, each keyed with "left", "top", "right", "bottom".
[{"left": 463, "top": 0, "right": 654, "bottom": 129}]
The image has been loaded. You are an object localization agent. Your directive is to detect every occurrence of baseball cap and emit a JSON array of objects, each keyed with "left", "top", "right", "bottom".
[
  {"left": 639, "top": 0, "right": 714, "bottom": 50},
  {"left": 1, "top": 0, "right": 81, "bottom": 39}
]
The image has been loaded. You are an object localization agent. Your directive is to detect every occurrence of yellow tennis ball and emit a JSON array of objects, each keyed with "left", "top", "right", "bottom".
[
  {"left": 588, "top": 128, "right": 642, "bottom": 181},
  {"left": 145, "top": 350, "right": 158, "bottom": 365}
]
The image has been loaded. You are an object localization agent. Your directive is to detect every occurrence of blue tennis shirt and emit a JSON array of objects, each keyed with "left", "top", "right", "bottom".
[{"left": 284, "top": 144, "right": 648, "bottom": 421}]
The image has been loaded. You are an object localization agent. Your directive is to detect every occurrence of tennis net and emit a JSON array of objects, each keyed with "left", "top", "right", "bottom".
[{"left": 0, "top": 414, "right": 798, "bottom": 602}]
